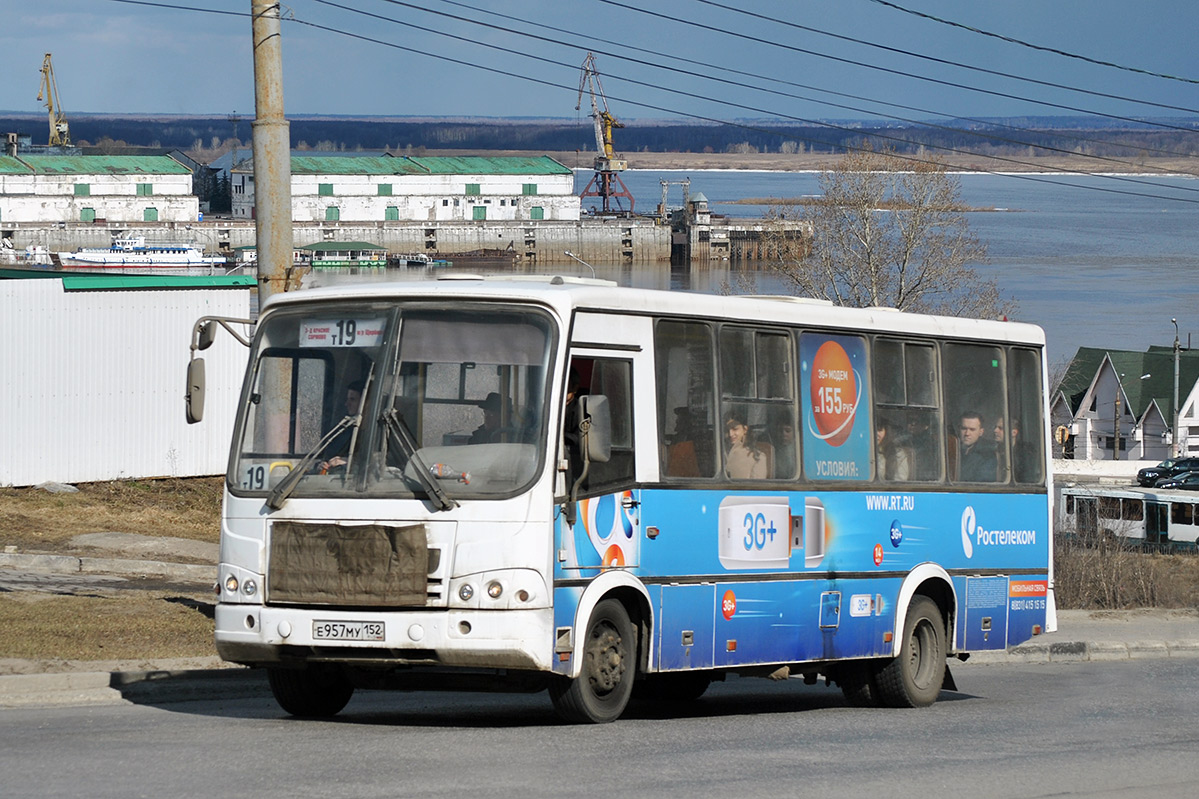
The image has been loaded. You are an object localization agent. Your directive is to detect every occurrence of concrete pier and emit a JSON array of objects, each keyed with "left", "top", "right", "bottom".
[{"left": 3, "top": 213, "right": 809, "bottom": 265}]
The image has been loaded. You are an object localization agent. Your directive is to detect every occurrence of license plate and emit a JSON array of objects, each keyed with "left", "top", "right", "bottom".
[{"left": 312, "top": 620, "right": 385, "bottom": 641}]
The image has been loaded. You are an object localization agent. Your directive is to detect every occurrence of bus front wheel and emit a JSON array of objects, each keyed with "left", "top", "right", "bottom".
[
  {"left": 549, "top": 599, "right": 637, "bottom": 723},
  {"left": 267, "top": 664, "right": 355, "bottom": 718},
  {"left": 875, "top": 596, "right": 947, "bottom": 708}
]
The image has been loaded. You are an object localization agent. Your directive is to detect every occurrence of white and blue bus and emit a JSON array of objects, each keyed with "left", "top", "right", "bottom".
[{"left": 188, "top": 275, "right": 1054, "bottom": 723}]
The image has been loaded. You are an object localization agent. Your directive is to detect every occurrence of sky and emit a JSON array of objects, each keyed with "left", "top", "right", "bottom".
[{"left": 1, "top": 0, "right": 1197, "bottom": 124}]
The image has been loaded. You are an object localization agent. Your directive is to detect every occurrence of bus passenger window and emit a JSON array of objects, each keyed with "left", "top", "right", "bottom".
[
  {"left": 655, "top": 321, "right": 717, "bottom": 478},
  {"left": 944, "top": 343, "right": 1005, "bottom": 483},
  {"left": 719, "top": 327, "right": 796, "bottom": 481},
  {"left": 872, "top": 339, "right": 941, "bottom": 482}
]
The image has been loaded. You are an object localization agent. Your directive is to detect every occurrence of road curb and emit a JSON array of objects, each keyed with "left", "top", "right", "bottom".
[
  {"left": 0, "top": 668, "right": 265, "bottom": 709},
  {"left": 962, "top": 639, "right": 1199, "bottom": 665}
]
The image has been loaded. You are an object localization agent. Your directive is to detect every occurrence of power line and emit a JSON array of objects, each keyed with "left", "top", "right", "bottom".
[
  {"left": 105, "top": 0, "right": 246, "bottom": 18},
  {"left": 597, "top": 0, "right": 1199, "bottom": 133},
  {"left": 431, "top": 0, "right": 1199, "bottom": 170},
  {"left": 328, "top": 0, "right": 1199, "bottom": 193},
  {"left": 94, "top": 0, "right": 1199, "bottom": 205},
  {"left": 684, "top": 0, "right": 1199, "bottom": 115},
  {"left": 288, "top": 5, "right": 1199, "bottom": 206},
  {"left": 868, "top": 0, "right": 1199, "bottom": 85}
]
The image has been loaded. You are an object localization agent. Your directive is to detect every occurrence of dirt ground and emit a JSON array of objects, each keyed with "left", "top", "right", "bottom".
[
  {"left": 0, "top": 477, "right": 222, "bottom": 554},
  {"left": 0, "top": 478, "right": 222, "bottom": 667}
]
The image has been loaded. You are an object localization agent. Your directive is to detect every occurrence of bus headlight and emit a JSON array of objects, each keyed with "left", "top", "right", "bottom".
[
  {"left": 458, "top": 583, "right": 475, "bottom": 601},
  {"left": 242, "top": 579, "right": 258, "bottom": 597},
  {"left": 224, "top": 575, "right": 239, "bottom": 594},
  {"left": 487, "top": 581, "right": 503, "bottom": 599}
]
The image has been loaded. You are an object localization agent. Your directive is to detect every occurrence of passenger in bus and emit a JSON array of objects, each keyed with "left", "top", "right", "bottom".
[
  {"left": 876, "top": 417, "right": 912, "bottom": 481},
  {"left": 664, "top": 407, "right": 701, "bottom": 477},
  {"left": 994, "top": 415, "right": 1010, "bottom": 481},
  {"left": 725, "top": 414, "right": 769, "bottom": 479},
  {"left": 1010, "top": 418, "right": 1038, "bottom": 482},
  {"left": 318, "top": 380, "right": 364, "bottom": 473},
  {"left": 768, "top": 411, "right": 797, "bottom": 479},
  {"left": 905, "top": 414, "right": 937, "bottom": 480},
  {"left": 957, "top": 410, "right": 998, "bottom": 482},
  {"left": 470, "top": 392, "right": 511, "bottom": 443}
]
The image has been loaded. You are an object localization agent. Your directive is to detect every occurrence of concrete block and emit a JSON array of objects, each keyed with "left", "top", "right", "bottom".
[
  {"left": 1047, "top": 641, "right": 1089, "bottom": 661},
  {"left": 78, "top": 557, "right": 214, "bottom": 583},
  {"left": 1086, "top": 642, "right": 1131, "bottom": 661},
  {"left": 1166, "top": 640, "right": 1199, "bottom": 658},
  {"left": 0, "top": 553, "right": 81, "bottom": 574},
  {"left": 1127, "top": 640, "right": 1170, "bottom": 659},
  {"left": 0, "top": 672, "right": 124, "bottom": 709},
  {"left": 1007, "top": 643, "right": 1052, "bottom": 663}
]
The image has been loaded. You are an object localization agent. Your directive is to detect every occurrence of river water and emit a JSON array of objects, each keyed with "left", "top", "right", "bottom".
[{"left": 319, "top": 169, "right": 1199, "bottom": 367}]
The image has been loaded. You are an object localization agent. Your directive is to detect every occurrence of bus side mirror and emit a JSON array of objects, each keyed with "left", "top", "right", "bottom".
[
  {"left": 581, "top": 394, "right": 611, "bottom": 463},
  {"left": 196, "top": 321, "right": 217, "bottom": 351},
  {"left": 186, "top": 357, "right": 206, "bottom": 424}
]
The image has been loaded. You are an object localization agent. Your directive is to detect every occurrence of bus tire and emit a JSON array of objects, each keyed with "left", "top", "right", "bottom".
[
  {"left": 549, "top": 598, "right": 637, "bottom": 723},
  {"left": 267, "top": 664, "right": 355, "bottom": 718},
  {"left": 838, "top": 660, "right": 884, "bottom": 707},
  {"left": 874, "top": 596, "right": 946, "bottom": 708}
]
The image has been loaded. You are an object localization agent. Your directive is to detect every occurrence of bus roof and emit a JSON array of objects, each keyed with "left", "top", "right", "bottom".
[{"left": 262, "top": 275, "right": 1046, "bottom": 347}]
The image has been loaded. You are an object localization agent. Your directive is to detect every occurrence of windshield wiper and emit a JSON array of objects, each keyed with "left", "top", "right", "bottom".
[
  {"left": 381, "top": 407, "right": 457, "bottom": 511},
  {"left": 265, "top": 413, "right": 358, "bottom": 510}
]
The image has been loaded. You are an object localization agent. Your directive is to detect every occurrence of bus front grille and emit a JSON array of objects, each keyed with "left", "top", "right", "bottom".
[{"left": 266, "top": 521, "right": 437, "bottom": 607}]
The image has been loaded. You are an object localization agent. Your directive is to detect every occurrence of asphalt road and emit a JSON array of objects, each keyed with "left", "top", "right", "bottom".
[{"left": 3, "top": 659, "right": 1197, "bottom": 799}]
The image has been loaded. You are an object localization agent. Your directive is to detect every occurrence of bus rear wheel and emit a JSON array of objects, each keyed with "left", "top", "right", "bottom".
[
  {"left": 549, "top": 599, "right": 637, "bottom": 723},
  {"left": 267, "top": 664, "right": 355, "bottom": 718},
  {"left": 875, "top": 596, "right": 946, "bottom": 708}
]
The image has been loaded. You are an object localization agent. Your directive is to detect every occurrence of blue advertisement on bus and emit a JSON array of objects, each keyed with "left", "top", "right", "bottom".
[{"left": 555, "top": 486, "right": 1049, "bottom": 668}]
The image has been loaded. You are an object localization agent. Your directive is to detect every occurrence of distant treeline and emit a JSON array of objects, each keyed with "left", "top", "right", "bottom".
[{"left": 2, "top": 114, "right": 1196, "bottom": 160}]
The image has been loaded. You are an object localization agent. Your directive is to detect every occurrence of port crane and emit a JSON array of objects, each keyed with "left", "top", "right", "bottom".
[
  {"left": 575, "top": 53, "right": 635, "bottom": 215},
  {"left": 37, "top": 53, "right": 71, "bottom": 147}
]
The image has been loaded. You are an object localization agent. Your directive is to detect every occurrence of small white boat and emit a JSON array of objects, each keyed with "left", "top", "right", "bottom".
[{"left": 60, "top": 235, "right": 226, "bottom": 267}]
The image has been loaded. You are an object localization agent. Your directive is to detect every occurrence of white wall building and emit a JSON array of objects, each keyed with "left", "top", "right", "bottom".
[
  {"left": 231, "top": 154, "right": 580, "bottom": 223},
  {"left": 0, "top": 272, "right": 252, "bottom": 487},
  {"left": 0, "top": 154, "right": 199, "bottom": 225}
]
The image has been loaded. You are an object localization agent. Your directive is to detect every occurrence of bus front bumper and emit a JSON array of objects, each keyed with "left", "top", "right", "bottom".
[{"left": 214, "top": 603, "right": 554, "bottom": 672}]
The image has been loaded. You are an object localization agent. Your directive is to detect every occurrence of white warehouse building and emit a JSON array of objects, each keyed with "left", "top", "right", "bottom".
[
  {"left": 0, "top": 154, "right": 199, "bottom": 225},
  {"left": 231, "top": 154, "right": 580, "bottom": 223}
]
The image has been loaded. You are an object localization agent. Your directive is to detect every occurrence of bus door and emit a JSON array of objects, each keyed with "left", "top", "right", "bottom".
[
  {"left": 556, "top": 324, "right": 647, "bottom": 573},
  {"left": 1146, "top": 501, "right": 1168, "bottom": 544}
]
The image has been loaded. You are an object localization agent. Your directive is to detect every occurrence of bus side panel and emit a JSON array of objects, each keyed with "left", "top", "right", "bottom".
[
  {"left": 635, "top": 487, "right": 1048, "bottom": 662},
  {"left": 553, "top": 486, "right": 1049, "bottom": 673}
]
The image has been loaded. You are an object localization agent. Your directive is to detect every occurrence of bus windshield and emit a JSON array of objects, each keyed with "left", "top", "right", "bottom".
[{"left": 230, "top": 301, "right": 556, "bottom": 503}]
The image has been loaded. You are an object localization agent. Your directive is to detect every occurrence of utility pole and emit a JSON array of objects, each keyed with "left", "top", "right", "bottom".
[
  {"left": 251, "top": 1, "right": 294, "bottom": 306},
  {"left": 1174, "top": 317, "right": 1181, "bottom": 457},
  {"left": 1114, "top": 374, "right": 1122, "bottom": 461}
]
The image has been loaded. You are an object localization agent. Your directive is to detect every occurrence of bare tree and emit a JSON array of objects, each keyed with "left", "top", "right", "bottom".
[{"left": 767, "top": 147, "right": 1011, "bottom": 319}]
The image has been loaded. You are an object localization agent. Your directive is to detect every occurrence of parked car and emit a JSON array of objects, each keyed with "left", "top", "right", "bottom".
[
  {"left": 1137, "top": 457, "right": 1199, "bottom": 487},
  {"left": 1154, "top": 471, "right": 1199, "bottom": 491}
]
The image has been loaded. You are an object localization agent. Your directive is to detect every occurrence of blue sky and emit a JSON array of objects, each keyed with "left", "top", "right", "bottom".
[{"left": 2, "top": 0, "right": 1197, "bottom": 123}]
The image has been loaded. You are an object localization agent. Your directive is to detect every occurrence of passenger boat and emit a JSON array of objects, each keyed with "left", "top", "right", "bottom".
[
  {"left": 389, "top": 252, "right": 452, "bottom": 268},
  {"left": 60, "top": 235, "right": 226, "bottom": 267},
  {"left": 300, "top": 241, "right": 388, "bottom": 268}
]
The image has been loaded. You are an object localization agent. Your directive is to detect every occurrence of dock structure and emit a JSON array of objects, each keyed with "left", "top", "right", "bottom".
[{"left": 1, "top": 153, "right": 810, "bottom": 263}]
